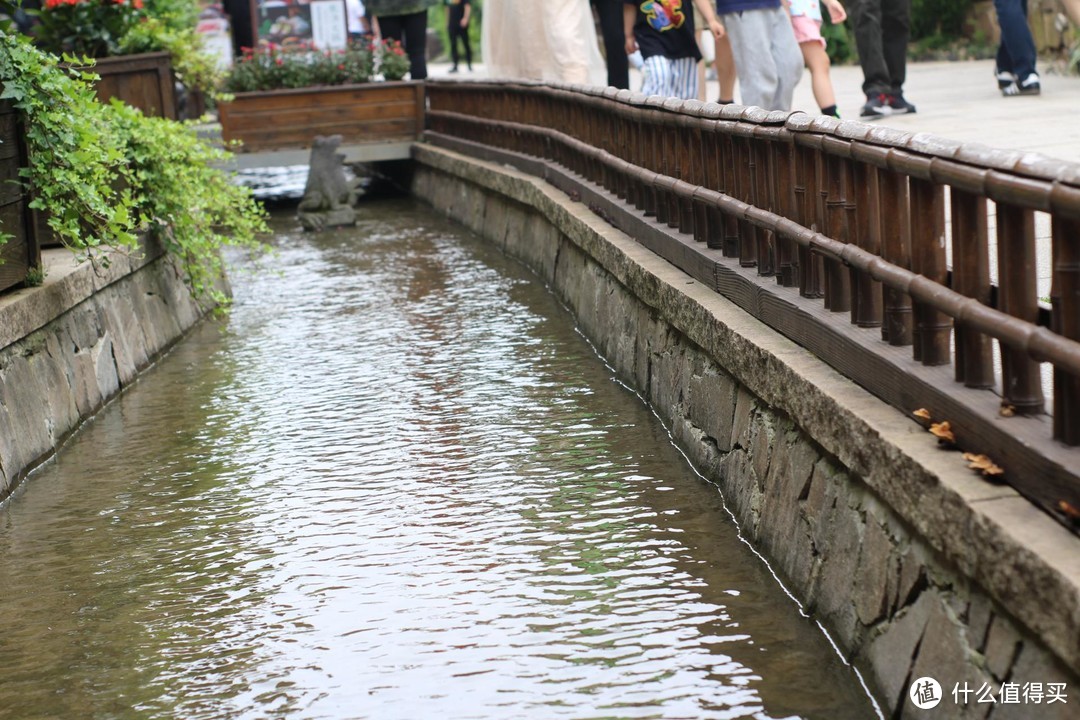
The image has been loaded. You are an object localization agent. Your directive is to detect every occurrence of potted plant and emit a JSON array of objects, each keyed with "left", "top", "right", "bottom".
[
  {"left": 0, "top": 29, "right": 268, "bottom": 303},
  {"left": 24, "top": 0, "right": 223, "bottom": 119},
  {"left": 216, "top": 39, "right": 425, "bottom": 153}
]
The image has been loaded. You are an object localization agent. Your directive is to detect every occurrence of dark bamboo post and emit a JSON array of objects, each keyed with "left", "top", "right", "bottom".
[
  {"left": 678, "top": 116, "right": 696, "bottom": 234},
  {"left": 737, "top": 132, "right": 758, "bottom": 267},
  {"left": 702, "top": 117, "right": 723, "bottom": 249},
  {"left": 793, "top": 142, "right": 811, "bottom": 291},
  {"left": 880, "top": 167, "right": 913, "bottom": 345},
  {"left": 909, "top": 178, "right": 951, "bottom": 365},
  {"left": 1052, "top": 215, "right": 1080, "bottom": 443},
  {"left": 720, "top": 129, "right": 741, "bottom": 257},
  {"left": 950, "top": 189, "right": 995, "bottom": 387},
  {"left": 996, "top": 202, "right": 1043, "bottom": 413},
  {"left": 851, "top": 160, "right": 883, "bottom": 327},
  {"left": 823, "top": 150, "right": 851, "bottom": 312},
  {"left": 755, "top": 136, "right": 776, "bottom": 276},
  {"left": 797, "top": 142, "right": 823, "bottom": 298},
  {"left": 775, "top": 135, "right": 797, "bottom": 287}
]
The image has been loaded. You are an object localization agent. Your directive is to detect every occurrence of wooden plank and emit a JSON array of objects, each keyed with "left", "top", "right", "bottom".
[
  {"left": 222, "top": 100, "right": 418, "bottom": 132},
  {"left": 223, "top": 84, "right": 419, "bottom": 113},
  {"left": 228, "top": 119, "right": 417, "bottom": 151}
]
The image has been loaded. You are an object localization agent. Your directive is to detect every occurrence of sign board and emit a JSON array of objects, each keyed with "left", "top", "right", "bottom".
[{"left": 254, "top": 0, "right": 348, "bottom": 50}]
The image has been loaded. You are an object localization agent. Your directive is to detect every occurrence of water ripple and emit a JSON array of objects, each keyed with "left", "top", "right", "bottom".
[{"left": 0, "top": 199, "right": 875, "bottom": 720}]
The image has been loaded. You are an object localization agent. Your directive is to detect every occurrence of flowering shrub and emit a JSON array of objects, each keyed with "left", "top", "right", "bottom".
[
  {"left": 378, "top": 39, "right": 409, "bottom": 81},
  {"left": 35, "top": 0, "right": 146, "bottom": 59},
  {"left": 222, "top": 39, "right": 412, "bottom": 93}
]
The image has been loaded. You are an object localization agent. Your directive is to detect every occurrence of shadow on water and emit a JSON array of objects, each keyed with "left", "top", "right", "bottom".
[{"left": 0, "top": 197, "right": 879, "bottom": 720}]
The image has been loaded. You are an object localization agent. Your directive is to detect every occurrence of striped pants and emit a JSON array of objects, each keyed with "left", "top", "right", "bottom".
[{"left": 640, "top": 55, "right": 698, "bottom": 100}]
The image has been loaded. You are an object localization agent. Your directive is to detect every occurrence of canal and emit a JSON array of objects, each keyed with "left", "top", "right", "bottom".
[{"left": 0, "top": 199, "right": 879, "bottom": 719}]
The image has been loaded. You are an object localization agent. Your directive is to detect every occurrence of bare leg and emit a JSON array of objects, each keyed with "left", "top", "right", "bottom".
[
  {"left": 800, "top": 40, "right": 835, "bottom": 110},
  {"left": 696, "top": 30, "right": 707, "bottom": 101},
  {"left": 1061, "top": 0, "right": 1080, "bottom": 27},
  {"left": 714, "top": 33, "right": 736, "bottom": 102}
]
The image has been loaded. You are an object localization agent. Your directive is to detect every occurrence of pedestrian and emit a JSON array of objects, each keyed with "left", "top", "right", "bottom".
[
  {"left": 993, "top": 0, "right": 1040, "bottom": 96},
  {"left": 445, "top": 0, "right": 472, "bottom": 73},
  {"left": 345, "top": 0, "right": 372, "bottom": 42},
  {"left": 365, "top": 0, "right": 439, "bottom": 80},
  {"left": 848, "top": 0, "right": 915, "bottom": 117},
  {"left": 713, "top": 0, "right": 804, "bottom": 111},
  {"left": 594, "top": 0, "right": 631, "bottom": 89},
  {"left": 788, "top": 0, "right": 847, "bottom": 117},
  {"left": 482, "top": 0, "right": 607, "bottom": 85},
  {"left": 623, "top": 0, "right": 726, "bottom": 100}
]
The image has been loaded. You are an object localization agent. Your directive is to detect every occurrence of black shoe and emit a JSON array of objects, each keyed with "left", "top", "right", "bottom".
[
  {"left": 448, "top": 66, "right": 459, "bottom": 74},
  {"left": 860, "top": 93, "right": 891, "bottom": 118},
  {"left": 887, "top": 93, "right": 916, "bottom": 114},
  {"left": 1018, "top": 72, "right": 1041, "bottom": 95},
  {"left": 1002, "top": 72, "right": 1040, "bottom": 96},
  {"left": 995, "top": 66, "right": 1018, "bottom": 90}
]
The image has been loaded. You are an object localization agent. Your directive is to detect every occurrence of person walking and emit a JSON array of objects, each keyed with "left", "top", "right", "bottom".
[
  {"left": 446, "top": 0, "right": 472, "bottom": 73},
  {"left": 788, "top": 0, "right": 847, "bottom": 117},
  {"left": 594, "top": 0, "right": 631, "bottom": 88},
  {"left": 993, "top": 0, "right": 1040, "bottom": 96},
  {"left": 849, "top": 0, "right": 916, "bottom": 117},
  {"left": 623, "top": 0, "right": 726, "bottom": 100},
  {"left": 366, "top": 0, "right": 439, "bottom": 80},
  {"left": 713, "top": 0, "right": 804, "bottom": 111}
]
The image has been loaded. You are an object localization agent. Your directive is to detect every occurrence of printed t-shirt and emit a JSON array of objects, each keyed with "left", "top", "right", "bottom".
[{"left": 624, "top": 0, "right": 701, "bottom": 61}]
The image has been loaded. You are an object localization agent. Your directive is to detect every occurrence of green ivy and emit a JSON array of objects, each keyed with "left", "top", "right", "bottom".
[
  {"left": 0, "top": 29, "right": 269, "bottom": 305},
  {"left": 0, "top": 30, "right": 136, "bottom": 259}
]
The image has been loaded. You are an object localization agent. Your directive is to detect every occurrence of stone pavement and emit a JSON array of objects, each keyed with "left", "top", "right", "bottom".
[{"left": 785, "top": 58, "right": 1080, "bottom": 165}]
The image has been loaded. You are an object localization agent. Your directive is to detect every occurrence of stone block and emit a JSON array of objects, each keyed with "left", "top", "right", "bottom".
[
  {"left": 688, "top": 367, "right": 737, "bottom": 453},
  {"left": 983, "top": 614, "right": 1022, "bottom": 682},
  {"left": 730, "top": 386, "right": 754, "bottom": 450},
  {"left": 855, "top": 519, "right": 893, "bottom": 627},
  {"left": 986, "top": 641, "right": 1075, "bottom": 720},
  {"left": 809, "top": 497, "right": 864, "bottom": 650},
  {"left": 866, "top": 591, "right": 936, "bottom": 710},
  {"left": 905, "top": 598, "right": 984, "bottom": 719}
]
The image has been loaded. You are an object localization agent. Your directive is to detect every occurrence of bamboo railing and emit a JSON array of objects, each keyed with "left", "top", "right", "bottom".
[{"left": 423, "top": 80, "right": 1080, "bottom": 526}]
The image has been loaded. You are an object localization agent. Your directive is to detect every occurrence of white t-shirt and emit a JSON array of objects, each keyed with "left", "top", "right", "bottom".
[
  {"left": 345, "top": 0, "right": 367, "bottom": 34},
  {"left": 788, "top": 0, "right": 823, "bottom": 21}
]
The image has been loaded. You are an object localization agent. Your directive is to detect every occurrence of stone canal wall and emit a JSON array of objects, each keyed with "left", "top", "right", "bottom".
[
  {"left": 411, "top": 143, "right": 1080, "bottom": 719},
  {"left": 0, "top": 241, "right": 222, "bottom": 501}
]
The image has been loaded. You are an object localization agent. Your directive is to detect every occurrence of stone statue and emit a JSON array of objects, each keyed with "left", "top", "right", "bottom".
[{"left": 297, "top": 135, "right": 361, "bottom": 231}]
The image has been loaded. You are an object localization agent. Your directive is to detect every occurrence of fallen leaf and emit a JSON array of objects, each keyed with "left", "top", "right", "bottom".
[
  {"left": 1058, "top": 500, "right": 1080, "bottom": 523},
  {"left": 929, "top": 421, "right": 956, "bottom": 445}
]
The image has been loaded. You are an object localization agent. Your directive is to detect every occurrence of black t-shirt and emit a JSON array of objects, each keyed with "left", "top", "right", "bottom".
[{"left": 624, "top": 0, "right": 702, "bottom": 61}]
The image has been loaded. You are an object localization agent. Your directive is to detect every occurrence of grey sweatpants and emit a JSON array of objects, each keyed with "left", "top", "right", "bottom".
[{"left": 720, "top": 7, "right": 804, "bottom": 111}]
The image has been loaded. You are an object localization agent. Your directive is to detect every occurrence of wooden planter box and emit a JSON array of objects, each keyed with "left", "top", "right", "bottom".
[
  {"left": 90, "top": 51, "right": 178, "bottom": 120},
  {"left": 217, "top": 81, "right": 426, "bottom": 153},
  {"left": 0, "top": 97, "right": 41, "bottom": 294}
]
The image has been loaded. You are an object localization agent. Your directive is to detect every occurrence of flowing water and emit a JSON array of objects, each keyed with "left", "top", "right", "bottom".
[{"left": 0, "top": 199, "right": 879, "bottom": 720}]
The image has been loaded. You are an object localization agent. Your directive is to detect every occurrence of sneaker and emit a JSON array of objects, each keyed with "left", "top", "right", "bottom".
[
  {"left": 1002, "top": 73, "right": 1040, "bottom": 96},
  {"left": 448, "top": 66, "right": 459, "bottom": 74},
  {"left": 995, "top": 66, "right": 1018, "bottom": 90},
  {"left": 860, "top": 93, "right": 891, "bottom": 118},
  {"left": 1018, "top": 73, "right": 1041, "bottom": 95},
  {"left": 887, "top": 93, "right": 917, "bottom": 114}
]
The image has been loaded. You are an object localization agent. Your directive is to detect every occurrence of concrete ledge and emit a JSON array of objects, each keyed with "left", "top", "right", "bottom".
[
  {"left": 0, "top": 242, "right": 224, "bottom": 500},
  {"left": 411, "top": 142, "right": 1080, "bottom": 717}
]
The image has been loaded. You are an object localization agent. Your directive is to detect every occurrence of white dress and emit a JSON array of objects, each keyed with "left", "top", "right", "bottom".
[{"left": 481, "top": 0, "right": 607, "bottom": 86}]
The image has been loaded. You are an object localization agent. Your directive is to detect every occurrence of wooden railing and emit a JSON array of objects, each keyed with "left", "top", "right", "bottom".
[{"left": 423, "top": 79, "right": 1080, "bottom": 527}]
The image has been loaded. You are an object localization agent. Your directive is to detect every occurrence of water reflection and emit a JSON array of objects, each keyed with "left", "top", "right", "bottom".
[{"left": 0, "top": 199, "right": 877, "bottom": 719}]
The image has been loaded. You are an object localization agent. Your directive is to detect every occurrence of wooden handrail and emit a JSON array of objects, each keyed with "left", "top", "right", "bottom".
[{"left": 422, "top": 79, "right": 1080, "bottom": 526}]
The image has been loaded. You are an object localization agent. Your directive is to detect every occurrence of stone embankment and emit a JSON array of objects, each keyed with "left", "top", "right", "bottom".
[
  {"left": 0, "top": 241, "right": 222, "bottom": 500},
  {"left": 412, "top": 143, "right": 1080, "bottom": 719}
]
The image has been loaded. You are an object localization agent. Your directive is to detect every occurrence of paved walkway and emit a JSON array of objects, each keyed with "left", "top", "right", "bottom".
[{"left": 429, "top": 58, "right": 1080, "bottom": 166}]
